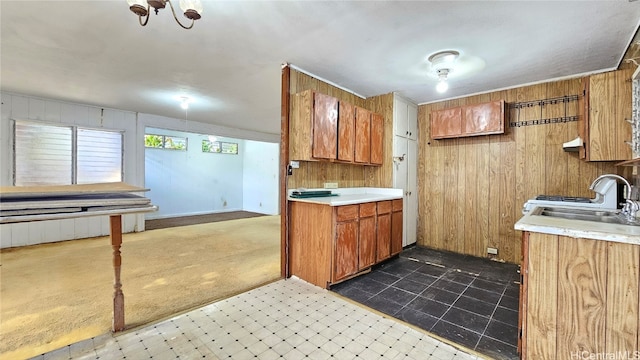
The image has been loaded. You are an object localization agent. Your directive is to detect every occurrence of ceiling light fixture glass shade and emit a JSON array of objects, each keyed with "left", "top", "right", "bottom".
[
  {"left": 428, "top": 50, "right": 459, "bottom": 93},
  {"left": 179, "top": 96, "right": 192, "bottom": 110},
  {"left": 436, "top": 69, "right": 449, "bottom": 93},
  {"left": 126, "top": 0, "right": 203, "bottom": 29}
]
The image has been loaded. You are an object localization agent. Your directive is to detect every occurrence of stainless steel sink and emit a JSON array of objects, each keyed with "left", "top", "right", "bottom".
[{"left": 531, "top": 206, "right": 640, "bottom": 226}]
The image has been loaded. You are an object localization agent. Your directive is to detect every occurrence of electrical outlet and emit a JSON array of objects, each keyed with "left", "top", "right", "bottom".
[
  {"left": 289, "top": 161, "right": 300, "bottom": 169},
  {"left": 487, "top": 247, "right": 498, "bottom": 255},
  {"left": 324, "top": 182, "right": 338, "bottom": 189}
]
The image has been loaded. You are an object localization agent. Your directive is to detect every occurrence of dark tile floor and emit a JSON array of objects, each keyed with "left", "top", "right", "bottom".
[{"left": 331, "top": 246, "right": 520, "bottom": 360}]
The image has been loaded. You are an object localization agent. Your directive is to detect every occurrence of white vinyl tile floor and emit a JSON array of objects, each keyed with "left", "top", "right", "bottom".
[{"left": 32, "top": 277, "right": 483, "bottom": 360}]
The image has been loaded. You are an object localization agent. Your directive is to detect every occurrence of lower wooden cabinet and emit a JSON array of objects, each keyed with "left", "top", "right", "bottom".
[
  {"left": 358, "top": 202, "right": 377, "bottom": 271},
  {"left": 376, "top": 201, "right": 392, "bottom": 262},
  {"left": 519, "top": 231, "right": 640, "bottom": 359},
  {"left": 391, "top": 199, "right": 403, "bottom": 255},
  {"left": 335, "top": 205, "right": 359, "bottom": 281},
  {"left": 289, "top": 199, "right": 404, "bottom": 288}
]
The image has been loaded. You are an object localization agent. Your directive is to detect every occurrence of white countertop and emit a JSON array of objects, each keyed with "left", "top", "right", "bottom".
[
  {"left": 515, "top": 206, "right": 640, "bottom": 245},
  {"left": 288, "top": 187, "right": 403, "bottom": 206}
]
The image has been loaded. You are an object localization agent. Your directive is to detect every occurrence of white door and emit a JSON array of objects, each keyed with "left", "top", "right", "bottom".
[{"left": 405, "top": 139, "right": 418, "bottom": 246}]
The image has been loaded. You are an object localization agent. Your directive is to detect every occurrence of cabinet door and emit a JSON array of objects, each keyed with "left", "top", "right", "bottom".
[
  {"left": 407, "top": 102, "right": 418, "bottom": 141},
  {"left": 312, "top": 93, "right": 338, "bottom": 159},
  {"left": 355, "top": 107, "right": 371, "bottom": 163},
  {"left": 615, "top": 69, "right": 632, "bottom": 160},
  {"left": 359, "top": 215, "right": 376, "bottom": 270},
  {"left": 338, "top": 101, "right": 355, "bottom": 162},
  {"left": 394, "top": 96, "right": 409, "bottom": 137},
  {"left": 588, "top": 69, "right": 632, "bottom": 161},
  {"left": 391, "top": 200, "right": 403, "bottom": 255},
  {"left": 463, "top": 100, "right": 504, "bottom": 135},
  {"left": 376, "top": 212, "right": 391, "bottom": 262},
  {"left": 431, "top": 107, "right": 462, "bottom": 139},
  {"left": 334, "top": 205, "right": 359, "bottom": 282},
  {"left": 370, "top": 113, "right": 383, "bottom": 165},
  {"left": 335, "top": 220, "right": 358, "bottom": 281},
  {"left": 588, "top": 71, "right": 616, "bottom": 161}
]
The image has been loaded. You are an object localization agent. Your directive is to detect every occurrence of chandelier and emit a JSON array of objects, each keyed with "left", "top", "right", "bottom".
[{"left": 126, "top": 0, "right": 203, "bottom": 29}]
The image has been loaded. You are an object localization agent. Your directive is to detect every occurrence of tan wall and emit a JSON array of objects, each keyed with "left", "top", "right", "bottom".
[
  {"left": 288, "top": 69, "right": 393, "bottom": 189},
  {"left": 418, "top": 78, "right": 631, "bottom": 264}
]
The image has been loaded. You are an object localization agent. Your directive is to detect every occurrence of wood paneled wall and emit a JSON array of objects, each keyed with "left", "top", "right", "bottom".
[
  {"left": 288, "top": 69, "right": 393, "bottom": 189},
  {"left": 418, "top": 78, "right": 631, "bottom": 264}
]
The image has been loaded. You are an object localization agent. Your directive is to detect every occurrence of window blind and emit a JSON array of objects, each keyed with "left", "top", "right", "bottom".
[{"left": 14, "top": 122, "right": 72, "bottom": 186}]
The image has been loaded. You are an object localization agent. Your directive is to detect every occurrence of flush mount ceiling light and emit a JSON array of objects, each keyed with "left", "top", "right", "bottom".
[
  {"left": 179, "top": 96, "right": 192, "bottom": 110},
  {"left": 428, "top": 50, "right": 460, "bottom": 93},
  {"left": 126, "top": 0, "right": 203, "bottom": 29}
]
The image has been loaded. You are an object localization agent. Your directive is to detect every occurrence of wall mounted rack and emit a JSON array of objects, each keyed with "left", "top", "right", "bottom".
[{"left": 508, "top": 94, "right": 581, "bottom": 128}]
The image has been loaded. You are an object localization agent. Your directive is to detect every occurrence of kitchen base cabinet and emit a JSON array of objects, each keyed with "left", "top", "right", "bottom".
[
  {"left": 335, "top": 205, "right": 359, "bottom": 281},
  {"left": 289, "top": 199, "right": 403, "bottom": 288},
  {"left": 519, "top": 231, "right": 640, "bottom": 359},
  {"left": 391, "top": 199, "right": 403, "bottom": 255},
  {"left": 376, "top": 201, "right": 392, "bottom": 262},
  {"left": 358, "top": 203, "right": 377, "bottom": 270}
]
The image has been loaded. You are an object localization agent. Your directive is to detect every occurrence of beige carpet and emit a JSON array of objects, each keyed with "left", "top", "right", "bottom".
[{"left": 0, "top": 215, "right": 281, "bottom": 360}]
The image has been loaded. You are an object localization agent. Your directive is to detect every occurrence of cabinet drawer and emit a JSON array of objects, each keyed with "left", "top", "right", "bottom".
[
  {"left": 359, "top": 202, "right": 376, "bottom": 217},
  {"left": 392, "top": 199, "right": 403, "bottom": 211},
  {"left": 377, "top": 201, "right": 392, "bottom": 214},
  {"left": 336, "top": 205, "right": 359, "bottom": 222}
]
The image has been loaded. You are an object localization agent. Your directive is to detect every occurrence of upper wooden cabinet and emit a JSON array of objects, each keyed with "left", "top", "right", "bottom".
[
  {"left": 431, "top": 107, "right": 462, "bottom": 139},
  {"left": 311, "top": 93, "right": 339, "bottom": 159},
  {"left": 431, "top": 100, "right": 505, "bottom": 139},
  {"left": 337, "top": 101, "right": 355, "bottom": 162},
  {"left": 355, "top": 107, "right": 371, "bottom": 164},
  {"left": 290, "top": 90, "right": 383, "bottom": 166},
  {"left": 583, "top": 68, "right": 633, "bottom": 161},
  {"left": 370, "top": 113, "right": 384, "bottom": 165}
]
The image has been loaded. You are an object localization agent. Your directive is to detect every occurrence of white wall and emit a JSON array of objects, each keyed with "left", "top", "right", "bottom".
[
  {"left": 242, "top": 141, "right": 280, "bottom": 215},
  {"left": 0, "top": 92, "right": 141, "bottom": 248},
  {"left": 145, "top": 128, "right": 245, "bottom": 219},
  {"left": 0, "top": 92, "right": 280, "bottom": 248}
]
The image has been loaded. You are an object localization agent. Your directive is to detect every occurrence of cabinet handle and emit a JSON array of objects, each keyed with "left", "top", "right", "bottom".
[
  {"left": 625, "top": 140, "right": 633, "bottom": 148},
  {"left": 625, "top": 118, "right": 633, "bottom": 124}
]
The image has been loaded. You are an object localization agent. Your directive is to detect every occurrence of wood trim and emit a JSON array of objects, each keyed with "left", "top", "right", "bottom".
[{"left": 280, "top": 64, "right": 290, "bottom": 279}]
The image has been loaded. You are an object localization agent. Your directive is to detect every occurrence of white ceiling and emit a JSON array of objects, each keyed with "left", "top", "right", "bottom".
[{"left": 1, "top": 1, "right": 639, "bottom": 136}]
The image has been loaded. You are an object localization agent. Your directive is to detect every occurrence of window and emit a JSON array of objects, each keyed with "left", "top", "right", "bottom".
[
  {"left": 14, "top": 121, "right": 123, "bottom": 186},
  {"left": 145, "top": 134, "right": 187, "bottom": 150},
  {"left": 202, "top": 139, "right": 238, "bottom": 155}
]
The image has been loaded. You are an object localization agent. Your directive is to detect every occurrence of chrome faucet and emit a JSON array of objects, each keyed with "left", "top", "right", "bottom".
[{"left": 590, "top": 174, "right": 638, "bottom": 221}]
